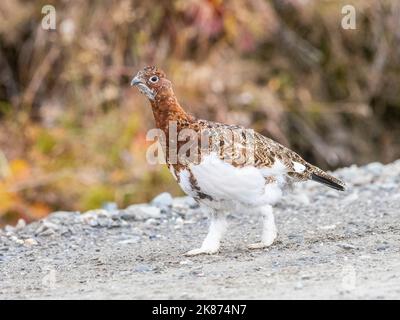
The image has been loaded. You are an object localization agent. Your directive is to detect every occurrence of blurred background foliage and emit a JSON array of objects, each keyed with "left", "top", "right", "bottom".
[{"left": 0, "top": 0, "right": 399, "bottom": 225}]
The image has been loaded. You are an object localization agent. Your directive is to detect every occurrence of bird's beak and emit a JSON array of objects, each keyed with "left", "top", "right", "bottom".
[
  {"left": 130, "top": 71, "right": 156, "bottom": 100},
  {"left": 130, "top": 74, "right": 143, "bottom": 86}
]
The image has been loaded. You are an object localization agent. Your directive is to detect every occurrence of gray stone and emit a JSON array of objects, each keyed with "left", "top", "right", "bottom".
[
  {"left": 151, "top": 192, "right": 173, "bottom": 211},
  {"left": 4, "top": 225, "right": 15, "bottom": 233},
  {"left": 120, "top": 205, "right": 161, "bottom": 221},
  {"left": 173, "top": 196, "right": 198, "bottom": 209},
  {"left": 49, "top": 211, "right": 80, "bottom": 221},
  {"left": 118, "top": 236, "right": 141, "bottom": 244},
  {"left": 35, "top": 221, "right": 59, "bottom": 236},
  {"left": 15, "top": 219, "right": 26, "bottom": 230},
  {"left": 133, "top": 264, "right": 153, "bottom": 273},
  {"left": 102, "top": 202, "right": 118, "bottom": 212},
  {"left": 365, "top": 162, "right": 383, "bottom": 176},
  {"left": 338, "top": 243, "right": 358, "bottom": 250}
]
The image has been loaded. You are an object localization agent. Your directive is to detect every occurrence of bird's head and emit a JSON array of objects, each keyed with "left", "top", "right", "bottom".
[{"left": 131, "top": 66, "right": 171, "bottom": 101}]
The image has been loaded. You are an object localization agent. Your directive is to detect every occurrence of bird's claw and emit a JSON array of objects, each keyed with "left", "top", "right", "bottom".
[{"left": 184, "top": 247, "right": 219, "bottom": 256}]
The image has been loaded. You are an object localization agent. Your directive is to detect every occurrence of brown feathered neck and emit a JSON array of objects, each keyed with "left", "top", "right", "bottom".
[{"left": 150, "top": 87, "right": 194, "bottom": 132}]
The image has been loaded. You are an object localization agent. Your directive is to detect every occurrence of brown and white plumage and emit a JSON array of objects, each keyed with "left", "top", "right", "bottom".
[{"left": 131, "top": 66, "right": 345, "bottom": 255}]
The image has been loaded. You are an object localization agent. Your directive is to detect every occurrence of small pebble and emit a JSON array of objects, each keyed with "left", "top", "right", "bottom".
[
  {"left": 338, "top": 243, "right": 357, "bottom": 250},
  {"left": 24, "top": 239, "right": 38, "bottom": 247}
]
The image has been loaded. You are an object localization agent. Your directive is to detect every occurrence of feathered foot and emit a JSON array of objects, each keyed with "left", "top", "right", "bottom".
[
  {"left": 247, "top": 205, "right": 277, "bottom": 250},
  {"left": 185, "top": 209, "right": 227, "bottom": 256}
]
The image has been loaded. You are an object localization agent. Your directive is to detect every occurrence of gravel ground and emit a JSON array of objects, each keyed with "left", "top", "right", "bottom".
[{"left": 0, "top": 161, "right": 399, "bottom": 300}]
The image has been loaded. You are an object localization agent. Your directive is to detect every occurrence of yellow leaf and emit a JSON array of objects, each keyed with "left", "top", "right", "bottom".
[{"left": 9, "top": 159, "right": 30, "bottom": 179}]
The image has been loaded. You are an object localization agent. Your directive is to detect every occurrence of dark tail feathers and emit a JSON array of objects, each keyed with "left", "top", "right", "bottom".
[{"left": 311, "top": 172, "right": 345, "bottom": 191}]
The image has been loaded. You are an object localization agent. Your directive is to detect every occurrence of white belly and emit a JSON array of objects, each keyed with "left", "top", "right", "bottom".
[{"left": 176, "top": 153, "right": 284, "bottom": 207}]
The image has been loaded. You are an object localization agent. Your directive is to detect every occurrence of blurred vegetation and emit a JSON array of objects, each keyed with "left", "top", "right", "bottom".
[{"left": 1, "top": 0, "right": 399, "bottom": 225}]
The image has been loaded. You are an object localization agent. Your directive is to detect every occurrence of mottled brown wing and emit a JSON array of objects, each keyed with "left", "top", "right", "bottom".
[
  {"left": 190, "top": 120, "right": 304, "bottom": 172},
  {"left": 253, "top": 132, "right": 309, "bottom": 175},
  {"left": 186, "top": 119, "right": 345, "bottom": 190},
  {"left": 254, "top": 132, "right": 346, "bottom": 190}
]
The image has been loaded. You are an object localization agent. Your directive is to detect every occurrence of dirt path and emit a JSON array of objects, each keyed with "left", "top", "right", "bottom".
[{"left": 1, "top": 161, "right": 399, "bottom": 299}]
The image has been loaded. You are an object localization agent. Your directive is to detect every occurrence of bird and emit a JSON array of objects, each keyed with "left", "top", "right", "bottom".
[{"left": 131, "top": 66, "right": 345, "bottom": 256}]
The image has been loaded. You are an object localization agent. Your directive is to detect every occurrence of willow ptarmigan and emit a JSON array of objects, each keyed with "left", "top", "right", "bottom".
[{"left": 131, "top": 66, "right": 345, "bottom": 256}]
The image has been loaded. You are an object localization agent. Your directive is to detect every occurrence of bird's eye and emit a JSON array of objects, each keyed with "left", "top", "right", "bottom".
[{"left": 149, "top": 75, "right": 159, "bottom": 83}]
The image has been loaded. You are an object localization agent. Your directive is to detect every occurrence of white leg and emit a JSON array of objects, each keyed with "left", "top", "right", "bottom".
[
  {"left": 248, "top": 205, "right": 277, "bottom": 249},
  {"left": 185, "top": 210, "right": 227, "bottom": 256}
]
